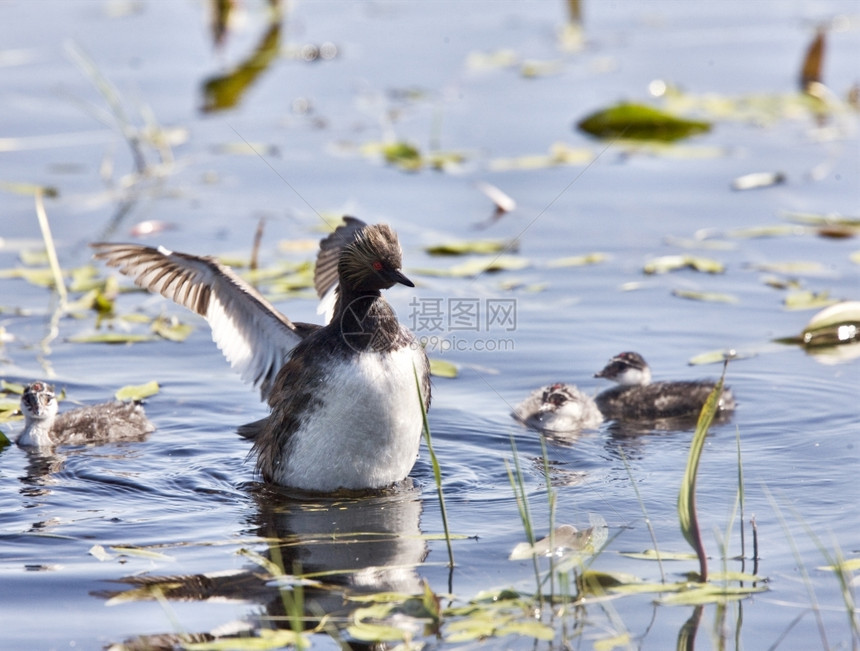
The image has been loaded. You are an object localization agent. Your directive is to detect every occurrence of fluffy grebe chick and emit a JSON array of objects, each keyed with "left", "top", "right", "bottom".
[
  {"left": 92, "top": 217, "right": 430, "bottom": 492},
  {"left": 17, "top": 382, "right": 154, "bottom": 448},
  {"left": 514, "top": 383, "right": 603, "bottom": 433},
  {"left": 594, "top": 352, "right": 735, "bottom": 422}
]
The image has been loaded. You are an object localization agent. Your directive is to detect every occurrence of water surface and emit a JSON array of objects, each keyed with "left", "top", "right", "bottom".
[{"left": 2, "top": 1, "right": 859, "bottom": 649}]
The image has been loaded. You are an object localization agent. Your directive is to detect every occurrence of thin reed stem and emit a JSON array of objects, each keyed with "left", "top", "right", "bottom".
[{"left": 414, "top": 366, "right": 454, "bottom": 570}]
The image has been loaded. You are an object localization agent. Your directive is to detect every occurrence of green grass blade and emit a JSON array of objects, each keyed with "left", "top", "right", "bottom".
[
  {"left": 414, "top": 365, "right": 453, "bottom": 569},
  {"left": 677, "top": 366, "right": 727, "bottom": 582}
]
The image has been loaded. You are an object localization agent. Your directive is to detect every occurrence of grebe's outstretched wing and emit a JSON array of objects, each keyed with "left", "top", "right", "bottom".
[{"left": 92, "top": 243, "right": 313, "bottom": 400}]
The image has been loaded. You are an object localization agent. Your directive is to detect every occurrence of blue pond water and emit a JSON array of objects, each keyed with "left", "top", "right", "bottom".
[{"left": 1, "top": 1, "right": 859, "bottom": 649}]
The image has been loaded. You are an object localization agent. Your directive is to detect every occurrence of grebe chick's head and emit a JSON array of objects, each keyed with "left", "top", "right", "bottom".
[
  {"left": 20, "top": 382, "right": 59, "bottom": 423},
  {"left": 594, "top": 352, "right": 652, "bottom": 386},
  {"left": 515, "top": 382, "right": 603, "bottom": 432}
]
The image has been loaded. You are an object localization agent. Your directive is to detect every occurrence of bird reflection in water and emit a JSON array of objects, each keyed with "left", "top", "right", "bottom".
[{"left": 95, "top": 482, "right": 428, "bottom": 649}]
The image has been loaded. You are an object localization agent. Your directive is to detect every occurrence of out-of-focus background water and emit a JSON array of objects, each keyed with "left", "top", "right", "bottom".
[{"left": 1, "top": 1, "right": 858, "bottom": 649}]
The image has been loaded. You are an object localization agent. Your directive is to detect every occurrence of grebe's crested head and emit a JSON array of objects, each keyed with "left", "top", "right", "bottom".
[
  {"left": 21, "top": 382, "right": 59, "bottom": 421},
  {"left": 594, "top": 351, "right": 652, "bottom": 386},
  {"left": 338, "top": 223, "right": 413, "bottom": 293}
]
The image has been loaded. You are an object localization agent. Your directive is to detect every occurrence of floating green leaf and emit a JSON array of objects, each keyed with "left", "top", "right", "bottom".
[
  {"left": 0, "top": 181, "right": 59, "bottom": 197},
  {"left": 151, "top": 315, "right": 194, "bottom": 342},
  {"left": 727, "top": 224, "right": 806, "bottom": 239},
  {"left": 748, "top": 261, "right": 828, "bottom": 275},
  {"left": 594, "top": 633, "right": 633, "bottom": 651},
  {"left": 577, "top": 102, "right": 711, "bottom": 142},
  {"left": 688, "top": 349, "right": 747, "bottom": 366},
  {"left": 619, "top": 549, "right": 699, "bottom": 561},
  {"left": 496, "top": 619, "right": 555, "bottom": 641},
  {"left": 0, "top": 266, "right": 59, "bottom": 287},
  {"left": 425, "top": 240, "right": 509, "bottom": 256},
  {"left": 818, "top": 558, "right": 860, "bottom": 573},
  {"left": 657, "top": 583, "right": 767, "bottom": 606},
  {"left": 0, "top": 428, "right": 11, "bottom": 447},
  {"left": 429, "top": 358, "right": 458, "bottom": 378},
  {"left": 465, "top": 48, "right": 519, "bottom": 71},
  {"left": 489, "top": 142, "right": 594, "bottom": 171},
  {"left": 382, "top": 141, "right": 422, "bottom": 171},
  {"left": 672, "top": 289, "right": 738, "bottom": 303},
  {"left": 547, "top": 252, "right": 608, "bottom": 267},
  {"left": 1, "top": 380, "right": 25, "bottom": 395},
  {"left": 413, "top": 255, "right": 530, "bottom": 278},
  {"left": 68, "top": 332, "right": 156, "bottom": 344},
  {"left": 520, "top": 58, "right": 563, "bottom": 78},
  {"left": 109, "top": 545, "right": 174, "bottom": 561},
  {"left": 185, "top": 629, "right": 310, "bottom": 651},
  {"left": 643, "top": 255, "right": 724, "bottom": 275},
  {"left": 783, "top": 290, "right": 837, "bottom": 311},
  {"left": 19, "top": 249, "right": 49, "bottom": 266},
  {"left": 114, "top": 381, "right": 159, "bottom": 402},
  {"left": 783, "top": 211, "right": 860, "bottom": 230},
  {"left": 0, "top": 400, "right": 21, "bottom": 424},
  {"left": 64, "top": 288, "right": 115, "bottom": 315}
]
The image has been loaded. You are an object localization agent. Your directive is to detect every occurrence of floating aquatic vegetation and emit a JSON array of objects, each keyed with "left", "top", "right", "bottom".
[
  {"left": 688, "top": 349, "right": 748, "bottom": 366},
  {"left": 656, "top": 582, "right": 767, "bottom": 606},
  {"left": 424, "top": 239, "right": 510, "bottom": 256},
  {"left": 663, "top": 234, "right": 736, "bottom": 250},
  {"left": 547, "top": 252, "right": 608, "bottom": 267},
  {"left": 619, "top": 549, "right": 699, "bottom": 561},
  {"left": 358, "top": 141, "right": 467, "bottom": 172},
  {"left": 0, "top": 181, "right": 59, "bottom": 197},
  {"left": 672, "top": 289, "right": 739, "bottom": 303},
  {"left": 114, "top": 381, "right": 159, "bottom": 402},
  {"left": 465, "top": 48, "right": 519, "bottom": 71},
  {"left": 413, "top": 255, "right": 530, "bottom": 278},
  {"left": 382, "top": 141, "right": 422, "bottom": 171},
  {"left": 520, "top": 59, "right": 564, "bottom": 78},
  {"left": 0, "top": 266, "right": 60, "bottom": 288},
  {"left": 347, "top": 581, "right": 441, "bottom": 643},
  {"left": 643, "top": 254, "right": 724, "bottom": 275},
  {"left": 429, "top": 358, "right": 458, "bottom": 378},
  {"left": 0, "top": 385, "right": 21, "bottom": 425},
  {"left": 783, "top": 211, "right": 860, "bottom": 239},
  {"left": 747, "top": 260, "right": 830, "bottom": 275},
  {"left": 577, "top": 102, "right": 712, "bottom": 142},
  {"left": 783, "top": 290, "right": 838, "bottom": 311},
  {"left": 488, "top": 142, "right": 593, "bottom": 171},
  {"left": 67, "top": 332, "right": 156, "bottom": 344},
  {"left": 726, "top": 224, "right": 808, "bottom": 239}
]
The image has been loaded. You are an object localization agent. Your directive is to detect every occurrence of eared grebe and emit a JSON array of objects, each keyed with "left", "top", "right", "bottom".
[
  {"left": 514, "top": 382, "right": 603, "bottom": 433},
  {"left": 594, "top": 352, "right": 735, "bottom": 422},
  {"left": 17, "top": 381, "right": 154, "bottom": 448},
  {"left": 92, "top": 217, "right": 430, "bottom": 492}
]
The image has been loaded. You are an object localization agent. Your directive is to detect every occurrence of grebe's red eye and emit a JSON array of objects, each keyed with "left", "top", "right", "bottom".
[{"left": 372, "top": 260, "right": 383, "bottom": 271}]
